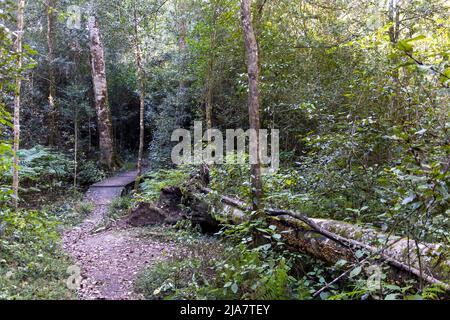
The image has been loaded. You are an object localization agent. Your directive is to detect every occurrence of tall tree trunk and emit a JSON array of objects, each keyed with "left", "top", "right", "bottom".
[
  {"left": 240, "top": 0, "right": 263, "bottom": 211},
  {"left": 133, "top": 5, "right": 145, "bottom": 190},
  {"left": 177, "top": 0, "right": 187, "bottom": 97},
  {"left": 205, "top": 37, "right": 214, "bottom": 133},
  {"left": 70, "top": 40, "right": 82, "bottom": 189},
  {"left": 88, "top": 15, "right": 117, "bottom": 170},
  {"left": 205, "top": 4, "right": 217, "bottom": 137},
  {"left": 12, "top": 0, "right": 25, "bottom": 210},
  {"left": 388, "top": 0, "right": 401, "bottom": 123},
  {"left": 73, "top": 104, "right": 78, "bottom": 188},
  {"left": 46, "top": 0, "right": 58, "bottom": 146}
]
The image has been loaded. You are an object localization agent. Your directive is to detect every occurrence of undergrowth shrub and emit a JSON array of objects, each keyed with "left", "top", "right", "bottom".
[
  {"left": 77, "top": 158, "right": 106, "bottom": 186},
  {"left": 107, "top": 196, "right": 133, "bottom": 221},
  {"left": 0, "top": 207, "right": 75, "bottom": 299},
  {"left": 136, "top": 167, "right": 191, "bottom": 202}
]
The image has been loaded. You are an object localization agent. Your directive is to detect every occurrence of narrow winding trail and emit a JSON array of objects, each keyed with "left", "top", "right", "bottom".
[{"left": 62, "top": 171, "right": 175, "bottom": 300}]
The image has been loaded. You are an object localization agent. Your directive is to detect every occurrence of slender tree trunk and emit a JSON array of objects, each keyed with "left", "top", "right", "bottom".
[
  {"left": 240, "top": 0, "right": 263, "bottom": 211},
  {"left": 205, "top": 7, "right": 216, "bottom": 137},
  {"left": 205, "top": 42, "right": 214, "bottom": 133},
  {"left": 88, "top": 116, "right": 92, "bottom": 151},
  {"left": 12, "top": 0, "right": 25, "bottom": 210},
  {"left": 46, "top": 0, "right": 58, "bottom": 146},
  {"left": 133, "top": 5, "right": 145, "bottom": 190},
  {"left": 88, "top": 15, "right": 117, "bottom": 170},
  {"left": 388, "top": 0, "right": 401, "bottom": 123},
  {"left": 69, "top": 40, "right": 81, "bottom": 189},
  {"left": 177, "top": 0, "right": 187, "bottom": 96},
  {"left": 74, "top": 105, "right": 78, "bottom": 188}
]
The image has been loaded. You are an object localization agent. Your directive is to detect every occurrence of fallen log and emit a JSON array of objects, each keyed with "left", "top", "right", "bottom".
[
  {"left": 268, "top": 209, "right": 449, "bottom": 291},
  {"left": 126, "top": 172, "right": 449, "bottom": 291},
  {"left": 199, "top": 187, "right": 450, "bottom": 291}
]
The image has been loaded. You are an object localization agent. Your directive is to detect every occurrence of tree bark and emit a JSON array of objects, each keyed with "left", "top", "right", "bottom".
[
  {"left": 205, "top": 4, "right": 217, "bottom": 138},
  {"left": 388, "top": 0, "right": 401, "bottom": 123},
  {"left": 133, "top": 5, "right": 146, "bottom": 190},
  {"left": 177, "top": 0, "right": 187, "bottom": 97},
  {"left": 240, "top": 0, "right": 263, "bottom": 211},
  {"left": 88, "top": 15, "right": 117, "bottom": 170},
  {"left": 12, "top": 0, "right": 25, "bottom": 210},
  {"left": 46, "top": 0, "right": 58, "bottom": 146},
  {"left": 205, "top": 33, "right": 214, "bottom": 134},
  {"left": 69, "top": 40, "right": 82, "bottom": 188},
  {"left": 172, "top": 0, "right": 188, "bottom": 130}
]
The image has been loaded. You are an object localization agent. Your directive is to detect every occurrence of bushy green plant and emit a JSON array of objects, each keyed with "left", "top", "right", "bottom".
[
  {"left": 107, "top": 196, "right": 132, "bottom": 221},
  {"left": 209, "top": 154, "right": 251, "bottom": 199},
  {"left": 0, "top": 146, "right": 73, "bottom": 199},
  {"left": 136, "top": 167, "right": 191, "bottom": 202},
  {"left": 136, "top": 218, "right": 301, "bottom": 300},
  {"left": 77, "top": 201, "right": 95, "bottom": 216},
  {"left": 135, "top": 224, "right": 222, "bottom": 300},
  {"left": 77, "top": 159, "right": 106, "bottom": 186},
  {"left": 0, "top": 207, "right": 74, "bottom": 299},
  {"left": 120, "top": 161, "right": 136, "bottom": 171}
]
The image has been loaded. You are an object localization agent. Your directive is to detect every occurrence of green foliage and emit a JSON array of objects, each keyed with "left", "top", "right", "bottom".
[
  {"left": 0, "top": 146, "right": 76, "bottom": 204},
  {"left": 0, "top": 0, "right": 16, "bottom": 206},
  {"left": 77, "top": 159, "right": 106, "bottom": 186},
  {"left": 208, "top": 244, "right": 296, "bottom": 300},
  {"left": 0, "top": 141, "right": 12, "bottom": 204},
  {"left": 107, "top": 196, "right": 132, "bottom": 221},
  {"left": 0, "top": 207, "right": 75, "bottom": 299},
  {"left": 15, "top": 146, "right": 73, "bottom": 191},
  {"left": 0, "top": 187, "right": 97, "bottom": 299},
  {"left": 209, "top": 154, "right": 251, "bottom": 199},
  {"left": 135, "top": 223, "right": 221, "bottom": 300},
  {"left": 326, "top": 262, "right": 448, "bottom": 300},
  {"left": 0, "top": 145, "right": 106, "bottom": 203},
  {"left": 136, "top": 255, "right": 211, "bottom": 300},
  {"left": 136, "top": 167, "right": 191, "bottom": 202},
  {"left": 1, "top": 0, "right": 449, "bottom": 300},
  {"left": 120, "top": 161, "right": 136, "bottom": 172},
  {"left": 76, "top": 201, "right": 95, "bottom": 216},
  {"left": 135, "top": 232, "right": 297, "bottom": 300}
]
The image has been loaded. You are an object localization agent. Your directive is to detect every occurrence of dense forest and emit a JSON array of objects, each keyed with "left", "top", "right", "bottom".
[{"left": 0, "top": 0, "right": 449, "bottom": 301}]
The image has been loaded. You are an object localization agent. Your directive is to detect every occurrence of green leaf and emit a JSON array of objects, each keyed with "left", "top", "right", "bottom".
[
  {"left": 406, "top": 35, "right": 426, "bottom": 42},
  {"left": 355, "top": 250, "right": 365, "bottom": 259},
  {"left": 405, "top": 294, "right": 423, "bottom": 300},
  {"left": 385, "top": 293, "right": 399, "bottom": 300},
  {"left": 397, "top": 35, "right": 425, "bottom": 53},
  {"left": 401, "top": 194, "right": 416, "bottom": 205},
  {"left": 440, "top": 68, "right": 450, "bottom": 84},
  {"left": 335, "top": 259, "right": 347, "bottom": 268},
  {"left": 397, "top": 40, "right": 413, "bottom": 53},
  {"left": 272, "top": 233, "right": 282, "bottom": 240},
  {"left": 349, "top": 266, "right": 362, "bottom": 278}
]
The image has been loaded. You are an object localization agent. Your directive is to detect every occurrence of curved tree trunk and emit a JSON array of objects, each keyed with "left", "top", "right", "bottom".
[{"left": 88, "top": 15, "right": 117, "bottom": 170}]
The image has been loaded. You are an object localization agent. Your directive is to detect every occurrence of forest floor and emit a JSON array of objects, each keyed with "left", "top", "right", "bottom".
[{"left": 62, "top": 171, "right": 177, "bottom": 300}]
